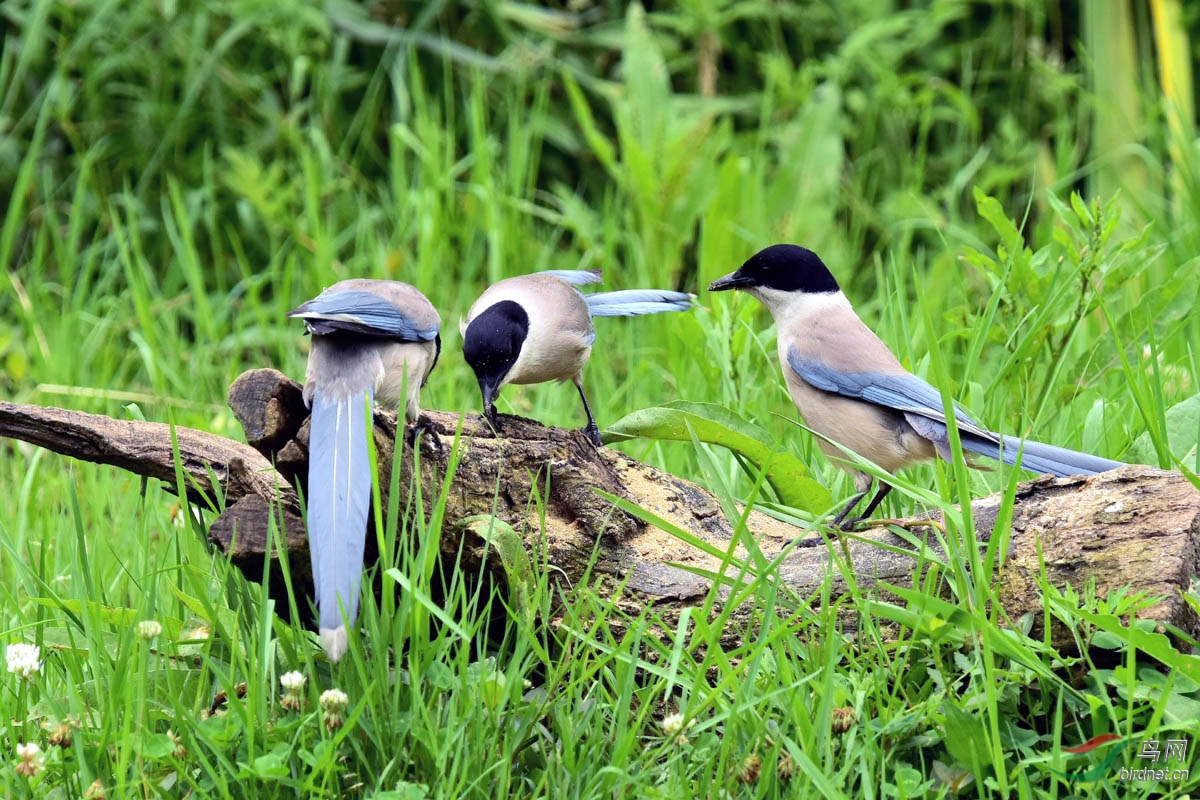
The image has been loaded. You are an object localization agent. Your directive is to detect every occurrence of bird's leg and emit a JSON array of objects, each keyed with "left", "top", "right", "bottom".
[
  {"left": 574, "top": 380, "right": 603, "bottom": 447},
  {"left": 857, "top": 482, "right": 893, "bottom": 519},
  {"left": 827, "top": 488, "right": 869, "bottom": 529},
  {"left": 786, "top": 481, "right": 896, "bottom": 554},
  {"left": 789, "top": 484, "right": 869, "bottom": 550},
  {"left": 826, "top": 479, "right": 893, "bottom": 531},
  {"left": 405, "top": 414, "right": 441, "bottom": 452}
]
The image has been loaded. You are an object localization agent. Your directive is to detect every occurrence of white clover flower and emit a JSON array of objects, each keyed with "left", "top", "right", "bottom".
[
  {"left": 6, "top": 643, "right": 41, "bottom": 679},
  {"left": 661, "top": 712, "right": 696, "bottom": 744},
  {"left": 661, "top": 712, "right": 686, "bottom": 736},
  {"left": 136, "top": 620, "right": 163, "bottom": 640},
  {"left": 319, "top": 688, "right": 349, "bottom": 711},
  {"left": 319, "top": 687, "right": 350, "bottom": 731},
  {"left": 280, "top": 671, "right": 307, "bottom": 693},
  {"left": 15, "top": 741, "right": 44, "bottom": 777},
  {"left": 280, "top": 671, "right": 307, "bottom": 712}
]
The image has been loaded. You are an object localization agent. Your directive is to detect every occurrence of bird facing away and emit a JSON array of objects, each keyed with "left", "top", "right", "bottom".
[
  {"left": 461, "top": 270, "right": 694, "bottom": 446},
  {"left": 288, "top": 279, "right": 441, "bottom": 661},
  {"left": 708, "top": 244, "right": 1123, "bottom": 527}
]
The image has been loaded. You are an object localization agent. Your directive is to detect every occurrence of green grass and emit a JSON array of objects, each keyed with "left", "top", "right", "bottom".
[{"left": 3, "top": 1, "right": 1200, "bottom": 797}]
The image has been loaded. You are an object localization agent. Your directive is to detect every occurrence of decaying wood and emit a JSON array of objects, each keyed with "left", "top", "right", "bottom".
[
  {"left": 0, "top": 399, "right": 296, "bottom": 514},
  {"left": 3, "top": 370, "right": 1198, "bottom": 652}
]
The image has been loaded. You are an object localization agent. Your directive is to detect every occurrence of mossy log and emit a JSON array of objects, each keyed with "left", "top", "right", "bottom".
[{"left": 2, "top": 369, "right": 1197, "bottom": 651}]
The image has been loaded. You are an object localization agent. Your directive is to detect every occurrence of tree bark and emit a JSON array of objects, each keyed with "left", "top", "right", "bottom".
[{"left": 2, "top": 369, "right": 1197, "bottom": 651}]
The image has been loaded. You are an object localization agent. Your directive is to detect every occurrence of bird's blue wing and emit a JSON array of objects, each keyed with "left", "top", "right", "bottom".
[
  {"left": 289, "top": 290, "right": 440, "bottom": 341},
  {"left": 786, "top": 348, "right": 989, "bottom": 436},
  {"left": 787, "top": 349, "right": 1124, "bottom": 478},
  {"left": 539, "top": 269, "right": 604, "bottom": 286}
]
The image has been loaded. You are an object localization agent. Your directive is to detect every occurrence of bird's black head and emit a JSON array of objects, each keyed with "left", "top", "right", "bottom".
[
  {"left": 462, "top": 300, "right": 529, "bottom": 403},
  {"left": 708, "top": 244, "right": 840, "bottom": 294}
]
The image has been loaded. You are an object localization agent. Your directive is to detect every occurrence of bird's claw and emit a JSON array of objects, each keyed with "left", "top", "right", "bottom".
[
  {"left": 406, "top": 416, "right": 442, "bottom": 453},
  {"left": 788, "top": 535, "right": 825, "bottom": 549},
  {"left": 582, "top": 422, "right": 603, "bottom": 448}
]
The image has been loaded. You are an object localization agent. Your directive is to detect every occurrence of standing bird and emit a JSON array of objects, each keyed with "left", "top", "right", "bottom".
[
  {"left": 708, "top": 244, "right": 1123, "bottom": 527},
  {"left": 461, "top": 271, "right": 694, "bottom": 446},
  {"left": 288, "top": 279, "right": 441, "bottom": 660}
]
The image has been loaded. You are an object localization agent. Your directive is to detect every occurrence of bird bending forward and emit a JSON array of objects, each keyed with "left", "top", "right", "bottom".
[{"left": 461, "top": 270, "right": 694, "bottom": 446}]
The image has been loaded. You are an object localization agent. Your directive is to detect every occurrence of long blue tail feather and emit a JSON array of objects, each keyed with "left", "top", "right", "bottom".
[
  {"left": 307, "top": 389, "right": 372, "bottom": 660},
  {"left": 957, "top": 431, "right": 1123, "bottom": 477},
  {"left": 585, "top": 289, "right": 694, "bottom": 317}
]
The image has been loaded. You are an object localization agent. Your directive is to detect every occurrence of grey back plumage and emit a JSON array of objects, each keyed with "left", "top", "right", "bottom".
[{"left": 289, "top": 279, "right": 441, "bottom": 341}]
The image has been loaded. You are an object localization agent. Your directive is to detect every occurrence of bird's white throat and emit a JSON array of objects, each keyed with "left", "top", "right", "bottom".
[{"left": 747, "top": 286, "right": 851, "bottom": 321}]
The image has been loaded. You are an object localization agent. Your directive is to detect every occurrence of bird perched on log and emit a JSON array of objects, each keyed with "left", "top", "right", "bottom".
[
  {"left": 288, "top": 279, "right": 441, "bottom": 661},
  {"left": 461, "top": 270, "right": 694, "bottom": 446},
  {"left": 709, "top": 244, "right": 1124, "bottom": 528}
]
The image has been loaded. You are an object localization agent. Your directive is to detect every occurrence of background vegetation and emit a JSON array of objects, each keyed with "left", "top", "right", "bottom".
[{"left": 2, "top": 0, "right": 1198, "bottom": 797}]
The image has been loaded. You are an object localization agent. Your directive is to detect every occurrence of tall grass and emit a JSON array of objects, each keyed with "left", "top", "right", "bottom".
[{"left": 2, "top": 1, "right": 1199, "bottom": 797}]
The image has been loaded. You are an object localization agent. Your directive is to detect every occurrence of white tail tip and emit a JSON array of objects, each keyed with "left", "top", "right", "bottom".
[{"left": 319, "top": 626, "right": 350, "bottom": 662}]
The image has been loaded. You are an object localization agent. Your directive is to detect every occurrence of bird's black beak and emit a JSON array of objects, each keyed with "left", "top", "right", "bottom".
[
  {"left": 708, "top": 271, "right": 753, "bottom": 292},
  {"left": 478, "top": 374, "right": 502, "bottom": 429}
]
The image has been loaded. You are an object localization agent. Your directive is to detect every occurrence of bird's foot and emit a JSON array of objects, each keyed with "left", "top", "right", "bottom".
[
  {"left": 582, "top": 421, "right": 603, "bottom": 448},
  {"left": 838, "top": 516, "right": 869, "bottom": 532},
  {"left": 787, "top": 535, "right": 826, "bottom": 550},
  {"left": 406, "top": 416, "right": 442, "bottom": 453}
]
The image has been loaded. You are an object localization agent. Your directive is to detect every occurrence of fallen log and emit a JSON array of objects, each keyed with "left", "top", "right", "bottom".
[{"left": 2, "top": 370, "right": 1197, "bottom": 651}]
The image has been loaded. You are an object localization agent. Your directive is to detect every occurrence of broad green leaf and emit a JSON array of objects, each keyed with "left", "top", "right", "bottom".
[
  {"left": 1127, "top": 391, "right": 1200, "bottom": 465},
  {"left": 250, "top": 744, "right": 292, "bottom": 778},
  {"left": 1162, "top": 692, "right": 1200, "bottom": 726},
  {"left": 141, "top": 732, "right": 180, "bottom": 760},
  {"left": 1069, "top": 605, "right": 1200, "bottom": 684},
  {"left": 941, "top": 702, "right": 992, "bottom": 775},
  {"left": 605, "top": 401, "right": 831, "bottom": 511},
  {"left": 456, "top": 514, "right": 535, "bottom": 624},
  {"left": 974, "top": 188, "right": 1024, "bottom": 256}
]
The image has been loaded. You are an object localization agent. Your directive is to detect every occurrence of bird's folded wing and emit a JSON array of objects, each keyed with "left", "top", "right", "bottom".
[
  {"left": 787, "top": 348, "right": 996, "bottom": 440},
  {"left": 289, "top": 290, "right": 440, "bottom": 340}
]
